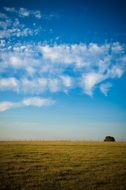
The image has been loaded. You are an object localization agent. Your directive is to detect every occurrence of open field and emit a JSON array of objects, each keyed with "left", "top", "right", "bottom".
[{"left": 0, "top": 141, "right": 126, "bottom": 190}]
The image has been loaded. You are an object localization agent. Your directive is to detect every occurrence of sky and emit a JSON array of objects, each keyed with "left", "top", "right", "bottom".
[{"left": 0, "top": 0, "right": 126, "bottom": 140}]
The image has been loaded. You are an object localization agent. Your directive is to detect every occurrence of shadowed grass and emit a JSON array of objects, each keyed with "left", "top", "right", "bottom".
[{"left": 0, "top": 141, "right": 126, "bottom": 190}]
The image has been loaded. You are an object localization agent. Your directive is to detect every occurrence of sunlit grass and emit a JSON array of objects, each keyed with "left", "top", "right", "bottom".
[{"left": 0, "top": 141, "right": 126, "bottom": 190}]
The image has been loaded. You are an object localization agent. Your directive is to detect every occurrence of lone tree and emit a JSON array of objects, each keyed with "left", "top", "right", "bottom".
[{"left": 104, "top": 136, "right": 115, "bottom": 142}]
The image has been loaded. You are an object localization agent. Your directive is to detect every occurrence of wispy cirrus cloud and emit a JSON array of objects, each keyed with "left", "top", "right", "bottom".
[
  {"left": 23, "top": 97, "right": 55, "bottom": 107},
  {"left": 0, "top": 7, "right": 42, "bottom": 40},
  {"left": 0, "top": 7, "right": 126, "bottom": 108},
  {"left": 4, "top": 7, "right": 42, "bottom": 19},
  {"left": 0, "top": 77, "right": 19, "bottom": 91},
  {"left": 80, "top": 72, "right": 105, "bottom": 96},
  {"left": 0, "top": 101, "right": 14, "bottom": 112},
  {"left": 100, "top": 83, "right": 112, "bottom": 96},
  {"left": 0, "top": 97, "right": 55, "bottom": 112},
  {"left": 0, "top": 42, "right": 125, "bottom": 97},
  {"left": 3, "top": 7, "right": 16, "bottom": 13}
]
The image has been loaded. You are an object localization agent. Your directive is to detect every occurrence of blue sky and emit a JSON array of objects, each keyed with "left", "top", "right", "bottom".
[{"left": 0, "top": 0, "right": 126, "bottom": 140}]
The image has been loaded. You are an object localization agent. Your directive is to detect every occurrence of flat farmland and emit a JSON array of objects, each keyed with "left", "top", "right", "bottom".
[{"left": 0, "top": 141, "right": 126, "bottom": 190}]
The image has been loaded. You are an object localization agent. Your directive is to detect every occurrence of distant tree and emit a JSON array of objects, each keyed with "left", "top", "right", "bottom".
[{"left": 104, "top": 136, "right": 115, "bottom": 142}]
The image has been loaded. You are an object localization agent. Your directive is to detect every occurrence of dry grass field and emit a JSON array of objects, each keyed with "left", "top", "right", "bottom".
[{"left": 0, "top": 141, "right": 126, "bottom": 190}]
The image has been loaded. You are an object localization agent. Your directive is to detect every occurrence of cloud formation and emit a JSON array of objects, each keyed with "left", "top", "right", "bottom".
[
  {"left": 0, "top": 7, "right": 42, "bottom": 40},
  {"left": 0, "top": 42, "right": 126, "bottom": 97},
  {"left": 0, "top": 97, "right": 55, "bottom": 112},
  {"left": 0, "top": 7, "right": 126, "bottom": 111},
  {"left": 4, "top": 7, "right": 42, "bottom": 19},
  {"left": 0, "top": 101, "right": 14, "bottom": 112},
  {"left": 100, "top": 83, "right": 112, "bottom": 96}
]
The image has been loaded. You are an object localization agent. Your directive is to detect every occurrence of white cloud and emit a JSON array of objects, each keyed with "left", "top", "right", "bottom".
[
  {"left": 0, "top": 78, "right": 19, "bottom": 91},
  {"left": 0, "top": 42, "right": 126, "bottom": 97},
  {"left": 40, "top": 44, "right": 84, "bottom": 66},
  {"left": 0, "top": 97, "right": 55, "bottom": 112},
  {"left": 23, "top": 97, "right": 55, "bottom": 107},
  {"left": 0, "top": 25, "right": 36, "bottom": 39},
  {"left": 48, "top": 78, "right": 60, "bottom": 92},
  {"left": 111, "top": 42, "right": 123, "bottom": 53},
  {"left": 19, "top": 8, "right": 42, "bottom": 19},
  {"left": 32, "top": 11, "right": 42, "bottom": 19},
  {"left": 0, "top": 101, "right": 14, "bottom": 112},
  {"left": 0, "top": 7, "right": 126, "bottom": 104},
  {"left": 9, "top": 56, "right": 22, "bottom": 67},
  {"left": 19, "top": 8, "right": 30, "bottom": 17},
  {"left": 0, "top": 20, "right": 12, "bottom": 29},
  {"left": 0, "top": 8, "right": 42, "bottom": 40},
  {"left": 4, "top": 7, "right": 16, "bottom": 13},
  {"left": 107, "top": 65, "right": 124, "bottom": 78},
  {"left": 100, "top": 83, "right": 112, "bottom": 96},
  {"left": 60, "top": 75, "right": 73, "bottom": 88},
  {"left": 88, "top": 43, "right": 109, "bottom": 54},
  {"left": 21, "top": 78, "right": 39, "bottom": 93},
  {"left": 0, "top": 7, "right": 125, "bottom": 109},
  {"left": 4, "top": 7, "right": 42, "bottom": 19},
  {"left": 81, "top": 72, "right": 105, "bottom": 96},
  {"left": 39, "top": 43, "right": 112, "bottom": 69}
]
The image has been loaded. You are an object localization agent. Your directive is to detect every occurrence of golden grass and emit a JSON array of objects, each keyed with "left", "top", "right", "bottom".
[{"left": 0, "top": 141, "right": 126, "bottom": 190}]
